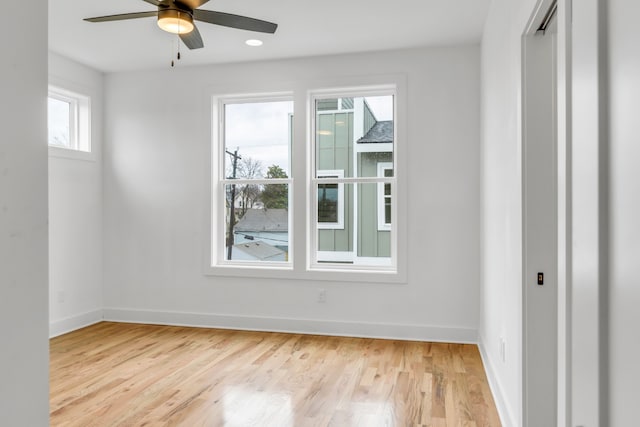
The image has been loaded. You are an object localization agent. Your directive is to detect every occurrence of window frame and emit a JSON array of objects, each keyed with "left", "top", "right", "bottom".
[
  {"left": 47, "top": 86, "right": 91, "bottom": 156},
  {"left": 205, "top": 77, "right": 407, "bottom": 284},
  {"left": 212, "top": 93, "right": 294, "bottom": 269},
  {"left": 309, "top": 89, "right": 397, "bottom": 273}
]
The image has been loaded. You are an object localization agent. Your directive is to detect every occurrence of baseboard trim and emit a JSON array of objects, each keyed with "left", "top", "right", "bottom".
[
  {"left": 102, "top": 308, "right": 478, "bottom": 344},
  {"left": 50, "top": 309, "right": 104, "bottom": 338},
  {"left": 478, "top": 338, "right": 517, "bottom": 427}
]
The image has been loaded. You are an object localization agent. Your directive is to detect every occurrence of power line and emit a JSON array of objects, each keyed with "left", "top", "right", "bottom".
[{"left": 226, "top": 148, "right": 242, "bottom": 260}]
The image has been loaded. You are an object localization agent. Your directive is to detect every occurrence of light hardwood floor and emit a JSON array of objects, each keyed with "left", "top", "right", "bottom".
[{"left": 50, "top": 322, "right": 501, "bottom": 426}]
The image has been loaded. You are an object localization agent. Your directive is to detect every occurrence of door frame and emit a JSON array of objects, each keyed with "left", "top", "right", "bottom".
[{"left": 520, "top": 1, "right": 561, "bottom": 425}]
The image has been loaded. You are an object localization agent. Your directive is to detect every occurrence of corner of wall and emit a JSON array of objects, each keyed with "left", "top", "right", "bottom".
[
  {"left": 50, "top": 309, "right": 104, "bottom": 338},
  {"left": 478, "top": 335, "right": 517, "bottom": 427}
]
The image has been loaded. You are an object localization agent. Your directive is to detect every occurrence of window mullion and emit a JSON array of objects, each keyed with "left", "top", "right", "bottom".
[{"left": 311, "top": 177, "right": 393, "bottom": 184}]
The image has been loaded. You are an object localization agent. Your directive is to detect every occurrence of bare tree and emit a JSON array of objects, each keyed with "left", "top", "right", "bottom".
[{"left": 225, "top": 156, "right": 264, "bottom": 217}]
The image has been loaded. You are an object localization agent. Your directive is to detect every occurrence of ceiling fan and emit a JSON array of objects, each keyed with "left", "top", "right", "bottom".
[{"left": 84, "top": 0, "right": 278, "bottom": 50}]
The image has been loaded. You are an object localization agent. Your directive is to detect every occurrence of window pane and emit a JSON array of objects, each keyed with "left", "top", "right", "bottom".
[
  {"left": 315, "top": 96, "right": 393, "bottom": 178},
  {"left": 224, "top": 184, "right": 289, "bottom": 262},
  {"left": 317, "top": 99, "right": 339, "bottom": 111},
  {"left": 48, "top": 97, "right": 71, "bottom": 148},
  {"left": 224, "top": 101, "right": 293, "bottom": 179},
  {"left": 385, "top": 199, "right": 392, "bottom": 224},
  {"left": 318, "top": 183, "right": 339, "bottom": 223},
  {"left": 357, "top": 182, "right": 391, "bottom": 261},
  {"left": 316, "top": 183, "right": 391, "bottom": 266}
]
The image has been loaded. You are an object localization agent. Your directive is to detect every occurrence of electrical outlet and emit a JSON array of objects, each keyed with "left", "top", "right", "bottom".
[
  {"left": 57, "top": 290, "right": 66, "bottom": 304},
  {"left": 317, "top": 288, "right": 327, "bottom": 303},
  {"left": 500, "top": 337, "right": 506, "bottom": 363}
]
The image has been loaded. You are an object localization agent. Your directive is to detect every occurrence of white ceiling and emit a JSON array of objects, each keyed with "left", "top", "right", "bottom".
[{"left": 49, "top": 0, "right": 491, "bottom": 73}]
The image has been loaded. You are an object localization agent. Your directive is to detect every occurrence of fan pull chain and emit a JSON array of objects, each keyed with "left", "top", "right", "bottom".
[
  {"left": 176, "top": 12, "right": 182, "bottom": 63},
  {"left": 170, "top": 32, "right": 179, "bottom": 67}
]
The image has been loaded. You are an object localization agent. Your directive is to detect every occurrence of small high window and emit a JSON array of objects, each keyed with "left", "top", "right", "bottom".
[{"left": 48, "top": 87, "right": 91, "bottom": 152}]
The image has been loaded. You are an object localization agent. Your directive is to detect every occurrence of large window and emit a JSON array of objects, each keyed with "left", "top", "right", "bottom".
[
  {"left": 48, "top": 87, "right": 91, "bottom": 152},
  {"left": 210, "top": 86, "right": 399, "bottom": 278},
  {"left": 215, "top": 97, "right": 293, "bottom": 265}
]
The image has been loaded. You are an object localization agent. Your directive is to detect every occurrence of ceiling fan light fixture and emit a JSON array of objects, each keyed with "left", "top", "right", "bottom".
[{"left": 157, "top": 9, "right": 194, "bottom": 35}]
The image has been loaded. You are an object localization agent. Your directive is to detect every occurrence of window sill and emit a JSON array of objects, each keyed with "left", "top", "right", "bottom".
[
  {"left": 48, "top": 146, "right": 96, "bottom": 162},
  {"left": 204, "top": 263, "right": 406, "bottom": 284}
]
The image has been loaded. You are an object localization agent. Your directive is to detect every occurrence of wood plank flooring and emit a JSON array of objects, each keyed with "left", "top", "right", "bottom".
[{"left": 50, "top": 322, "right": 501, "bottom": 427}]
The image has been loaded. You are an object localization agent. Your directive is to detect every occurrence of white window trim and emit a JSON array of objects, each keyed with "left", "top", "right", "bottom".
[
  {"left": 316, "top": 250, "right": 354, "bottom": 263},
  {"left": 204, "top": 76, "right": 407, "bottom": 284},
  {"left": 377, "top": 162, "right": 393, "bottom": 231},
  {"left": 212, "top": 93, "right": 294, "bottom": 269},
  {"left": 317, "top": 169, "right": 344, "bottom": 230},
  {"left": 48, "top": 86, "right": 91, "bottom": 158}
]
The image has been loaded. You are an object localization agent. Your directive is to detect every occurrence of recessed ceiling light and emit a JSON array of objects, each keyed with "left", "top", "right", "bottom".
[{"left": 245, "top": 39, "right": 263, "bottom": 47}]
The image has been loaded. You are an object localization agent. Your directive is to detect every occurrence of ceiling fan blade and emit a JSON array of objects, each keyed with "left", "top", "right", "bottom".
[
  {"left": 84, "top": 11, "right": 158, "bottom": 23},
  {"left": 180, "top": 25, "right": 204, "bottom": 49},
  {"left": 193, "top": 10, "right": 277, "bottom": 33},
  {"left": 178, "top": 0, "right": 211, "bottom": 9},
  {"left": 141, "top": 0, "right": 161, "bottom": 6}
]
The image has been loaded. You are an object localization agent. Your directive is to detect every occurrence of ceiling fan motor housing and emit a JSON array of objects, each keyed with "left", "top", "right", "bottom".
[{"left": 157, "top": 7, "right": 194, "bottom": 34}]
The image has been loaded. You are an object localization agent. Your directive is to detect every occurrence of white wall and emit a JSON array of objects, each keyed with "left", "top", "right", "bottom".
[
  {"left": 0, "top": 2, "right": 49, "bottom": 425},
  {"left": 102, "top": 46, "right": 482, "bottom": 342},
  {"left": 570, "top": 0, "right": 607, "bottom": 425},
  {"left": 607, "top": 1, "right": 640, "bottom": 425},
  {"left": 48, "top": 52, "right": 105, "bottom": 337}
]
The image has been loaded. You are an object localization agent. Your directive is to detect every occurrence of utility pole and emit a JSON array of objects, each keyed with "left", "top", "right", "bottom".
[{"left": 226, "top": 148, "right": 241, "bottom": 260}]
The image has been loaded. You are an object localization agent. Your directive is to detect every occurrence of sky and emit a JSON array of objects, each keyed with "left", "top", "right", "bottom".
[
  {"left": 48, "top": 97, "right": 71, "bottom": 147},
  {"left": 225, "top": 100, "right": 293, "bottom": 177},
  {"left": 224, "top": 96, "right": 393, "bottom": 178},
  {"left": 364, "top": 96, "right": 393, "bottom": 121}
]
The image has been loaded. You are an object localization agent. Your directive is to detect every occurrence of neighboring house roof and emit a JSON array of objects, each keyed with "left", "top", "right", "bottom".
[
  {"left": 234, "top": 208, "right": 288, "bottom": 232},
  {"left": 232, "top": 241, "right": 284, "bottom": 261},
  {"left": 357, "top": 121, "right": 393, "bottom": 143}
]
